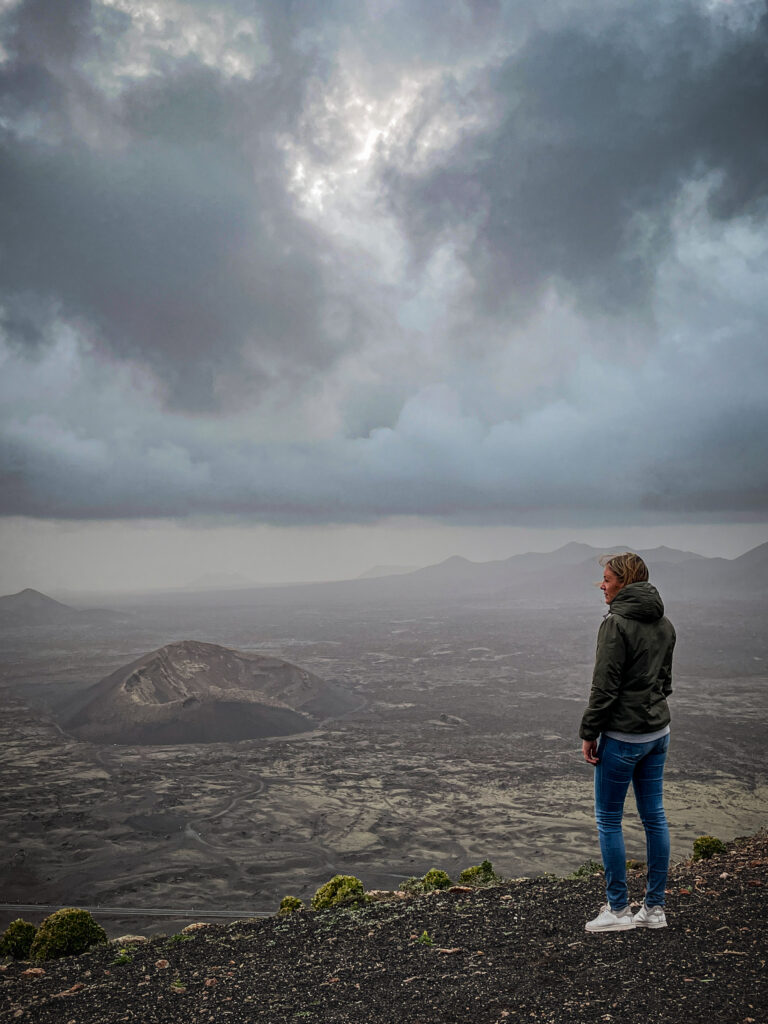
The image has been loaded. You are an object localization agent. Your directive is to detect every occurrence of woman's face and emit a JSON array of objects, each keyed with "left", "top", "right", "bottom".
[{"left": 600, "top": 566, "right": 623, "bottom": 604}]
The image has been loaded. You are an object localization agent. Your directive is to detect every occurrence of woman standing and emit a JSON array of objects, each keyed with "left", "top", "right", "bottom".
[{"left": 580, "top": 552, "right": 676, "bottom": 932}]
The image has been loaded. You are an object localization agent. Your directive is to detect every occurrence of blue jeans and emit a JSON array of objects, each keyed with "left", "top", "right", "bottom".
[{"left": 594, "top": 733, "right": 670, "bottom": 910}]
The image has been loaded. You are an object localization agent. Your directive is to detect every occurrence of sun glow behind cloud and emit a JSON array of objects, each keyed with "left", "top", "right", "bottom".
[{"left": 283, "top": 58, "right": 490, "bottom": 224}]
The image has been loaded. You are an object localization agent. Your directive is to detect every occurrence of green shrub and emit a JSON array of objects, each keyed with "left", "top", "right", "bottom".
[
  {"left": 278, "top": 895, "right": 305, "bottom": 915},
  {"left": 0, "top": 919, "right": 37, "bottom": 959},
  {"left": 401, "top": 868, "right": 452, "bottom": 895},
  {"left": 458, "top": 859, "right": 501, "bottom": 887},
  {"left": 29, "top": 908, "right": 107, "bottom": 961},
  {"left": 693, "top": 835, "right": 728, "bottom": 861},
  {"left": 400, "top": 876, "right": 424, "bottom": 895},
  {"left": 417, "top": 929, "right": 433, "bottom": 945},
  {"left": 423, "top": 869, "right": 451, "bottom": 891},
  {"left": 568, "top": 859, "right": 605, "bottom": 879},
  {"left": 310, "top": 875, "right": 367, "bottom": 911}
]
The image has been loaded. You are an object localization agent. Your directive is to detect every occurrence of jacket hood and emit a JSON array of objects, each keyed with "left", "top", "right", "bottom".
[{"left": 609, "top": 581, "right": 664, "bottom": 622}]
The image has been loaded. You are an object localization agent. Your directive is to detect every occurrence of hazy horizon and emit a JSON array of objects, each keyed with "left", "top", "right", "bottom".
[{"left": 1, "top": 518, "right": 766, "bottom": 598}]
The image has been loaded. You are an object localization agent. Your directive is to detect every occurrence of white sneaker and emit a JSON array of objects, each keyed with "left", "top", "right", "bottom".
[
  {"left": 633, "top": 903, "right": 667, "bottom": 929},
  {"left": 585, "top": 903, "right": 636, "bottom": 932}
]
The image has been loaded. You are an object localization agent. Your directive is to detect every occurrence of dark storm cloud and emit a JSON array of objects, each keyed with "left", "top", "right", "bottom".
[
  {"left": 380, "top": 0, "right": 768, "bottom": 317},
  {"left": 0, "top": 0, "right": 766, "bottom": 526},
  {"left": 0, "top": 0, "right": 364, "bottom": 409}
]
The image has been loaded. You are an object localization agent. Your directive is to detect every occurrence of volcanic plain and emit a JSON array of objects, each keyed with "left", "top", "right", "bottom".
[{"left": 1, "top": 560, "right": 766, "bottom": 939}]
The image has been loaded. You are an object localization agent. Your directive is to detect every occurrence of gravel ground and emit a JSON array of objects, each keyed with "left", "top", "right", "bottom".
[{"left": 2, "top": 832, "right": 766, "bottom": 1024}]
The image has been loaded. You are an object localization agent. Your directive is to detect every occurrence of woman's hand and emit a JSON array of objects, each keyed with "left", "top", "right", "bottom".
[{"left": 582, "top": 739, "right": 600, "bottom": 765}]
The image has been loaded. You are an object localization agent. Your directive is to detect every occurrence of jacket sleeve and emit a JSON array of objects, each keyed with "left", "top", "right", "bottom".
[
  {"left": 579, "top": 615, "right": 626, "bottom": 741},
  {"left": 660, "top": 622, "right": 675, "bottom": 697}
]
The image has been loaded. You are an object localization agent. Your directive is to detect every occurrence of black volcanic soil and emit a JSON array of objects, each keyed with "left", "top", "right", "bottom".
[{"left": 2, "top": 832, "right": 766, "bottom": 1024}]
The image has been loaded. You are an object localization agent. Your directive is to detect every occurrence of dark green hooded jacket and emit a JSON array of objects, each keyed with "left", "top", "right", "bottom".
[{"left": 579, "top": 582, "right": 676, "bottom": 741}]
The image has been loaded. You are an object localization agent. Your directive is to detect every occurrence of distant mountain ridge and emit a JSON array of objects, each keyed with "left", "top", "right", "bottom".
[
  {"left": 111, "top": 540, "right": 768, "bottom": 614},
  {"left": 357, "top": 565, "right": 421, "bottom": 579},
  {"left": 0, "top": 587, "right": 72, "bottom": 614},
  {"left": 0, "top": 588, "right": 93, "bottom": 626},
  {"left": 406, "top": 542, "right": 704, "bottom": 579},
  {"left": 5, "top": 541, "right": 765, "bottom": 614},
  {"left": 260, "top": 540, "right": 765, "bottom": 607},
  {"left": 0, "top": 588, "right": 120, "bottom": 627},
  {"left": 314, "top": 542, "right": 714, "bottom": 605},
  {"left": 65, "top": 640, "right": 357, "bottom": 745}
]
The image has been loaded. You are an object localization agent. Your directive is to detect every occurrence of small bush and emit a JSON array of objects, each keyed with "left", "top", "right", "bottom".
[
  {"left": 0, "top": 919, "right": 37, "bottom": 959},
  {"left": 400, "top": 876, "right": 424, "bottom": 895},
  {"left": 278, "top": 895, "right": 305, "bottom": 915},
  {"left": 310, "top": 874, "right": 367, "bottom": 911},
  {"left": 29, "top": 908, "right": 107, "bottom": 961},
  {"left": 401, "top": 869, "right": 452, "bottom": 895},
  {"left": 417, "top": 930, "right": 433, "bottom": 945},
  {"left": 165, "top": 933, "right": 192, "bottom": 946},
  {"left": 693, "top": 835, "right": 728, "bottom": 861},
  {"left": 568, "top": 859, "right": 605, "bottom": 879},
  {"left": 423, "top": 869, "right": 451, "bottom": 891},
  {"left": 458, "top": 859, "right": 501, "bottom": 887}
]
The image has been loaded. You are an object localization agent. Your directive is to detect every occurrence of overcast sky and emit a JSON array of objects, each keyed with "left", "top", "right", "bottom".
[{"left": 1, "top": 0, "right": 767, "bottom": 592}]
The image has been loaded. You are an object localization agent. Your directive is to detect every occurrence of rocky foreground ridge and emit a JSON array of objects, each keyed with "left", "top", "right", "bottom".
[{"left": 2, "top": 831, "right": 766, "bottom": 1024}]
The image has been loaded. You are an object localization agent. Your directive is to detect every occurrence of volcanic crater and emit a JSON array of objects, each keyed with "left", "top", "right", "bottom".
[{"left": 65, "top": 640, "right": 357, "bottom": 745}]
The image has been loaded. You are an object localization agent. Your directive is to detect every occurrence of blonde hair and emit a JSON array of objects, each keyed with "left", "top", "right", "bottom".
[{"left": 599, "top": 552, "right": 649, "bottom": 586}]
